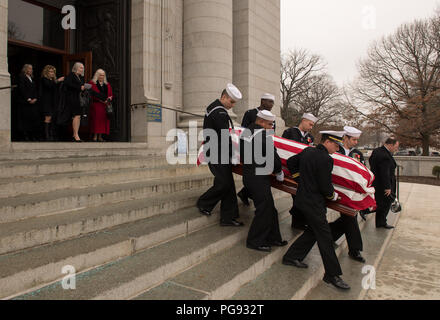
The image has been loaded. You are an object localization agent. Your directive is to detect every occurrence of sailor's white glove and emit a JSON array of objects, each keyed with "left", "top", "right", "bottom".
[
  {"left": 332, "top": 192, "right": 339, "bottom": 202},
  {"left": 276, "top": 171, "right": 285, "bottom": 182}
]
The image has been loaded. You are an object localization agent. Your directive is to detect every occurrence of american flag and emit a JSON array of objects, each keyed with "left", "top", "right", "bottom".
[{"left": 198, "top": 127, "right": 376, "bottom": 211}]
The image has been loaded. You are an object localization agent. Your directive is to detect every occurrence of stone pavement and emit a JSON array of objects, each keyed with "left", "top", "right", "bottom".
[{"left": 365, "top": 183, "right": 440, "bottom": 300}]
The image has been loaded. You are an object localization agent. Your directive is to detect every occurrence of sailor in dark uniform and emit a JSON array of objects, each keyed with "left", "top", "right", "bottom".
[
  {"left": 197, "top": 84, "right": 244, "bottom": 227},
  {"left": 282, "top": 131, "right": 351, "bottom": 290},
  {"left": 282, "top": 113, "right": 318, "bottom": 230},
  {"left": 330, "top": 126, "right": 366, "bottom": 263},
  {"left": 240, "top": 110, "right": 287, "bottom": 252},
  {"left": 237, "top": 93, "right": 276, "bottom": 206}
]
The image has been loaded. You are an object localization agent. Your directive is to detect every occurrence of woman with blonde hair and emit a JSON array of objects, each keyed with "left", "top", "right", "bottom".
[
  {"left": 40, "top": 65, "right": 64, "bottom": 141},
  {"left": 88, "top": 69, "right": 113, "bottom": 142},
  {"left": 64, "top": 62, "right": 86, "bottom": 142}
]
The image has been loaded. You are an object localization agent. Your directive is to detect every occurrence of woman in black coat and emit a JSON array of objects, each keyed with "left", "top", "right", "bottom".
[
  {"left": 64, "top": 62, "right": 86, "bottom": 142},
  {"left": 17, "top": 64, "right": 39, "bottom": 141},
  {"left": 40, "top": 65, "right": 64, "bottom": 141}
]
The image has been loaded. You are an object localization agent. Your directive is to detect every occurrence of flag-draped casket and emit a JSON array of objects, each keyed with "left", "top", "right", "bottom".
[{"left": 198, "top": 127, "right": 376, "bottom": 214}]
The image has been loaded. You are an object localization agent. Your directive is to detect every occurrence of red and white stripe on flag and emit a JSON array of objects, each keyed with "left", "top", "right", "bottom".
[{"left": 197, "top": 127, "right": 376, "bottom": 211}]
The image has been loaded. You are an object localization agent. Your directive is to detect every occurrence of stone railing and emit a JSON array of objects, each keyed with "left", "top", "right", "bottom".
[{"left": 365, "top": 156, "right": 440, "bottom": 177}]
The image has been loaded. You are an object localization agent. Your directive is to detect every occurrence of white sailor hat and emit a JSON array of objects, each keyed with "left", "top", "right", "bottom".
[
  {"left": 257, "top": 110, "right": 276, "bottom": 122},
  {"left": 302, "top": 113, "right": 318, "bottom": 123},
  {"left": 344, "top": 126, "right": 362, "bottom": 138},
  {"left": 320, "top": 131, "right": 345, "bottom": 145},
  {"left": 261, "top": 93, "right": 275, "bottom": 101},
  {"left": 225, "top": 83, "right": 243, "bottom": 101}
]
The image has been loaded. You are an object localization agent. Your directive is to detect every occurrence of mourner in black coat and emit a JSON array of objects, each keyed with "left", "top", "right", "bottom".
[
  {"left": 369, "top": 139, "right": 400, "bottom": 229},
  {"left": 237, "top": 93, "right": 276, "bottom": 207},
  {"left": 40, "top": 77, "right": 58, "bottom": 118},
  {"left": 282, "top": 131, "right": 351, "bottom": 291},
  {"left": 197, "top": 84, "right": 244, "bottom": 227},
  {"left": 240, "top": 111, "right": 287, "bottom": 252},
  {"left": 17, "top": 68, "right": 40, "bottom": 140},
  {"left": 282, "top": 113, "right": 317, "bottom": 230},
  {"left": 329, "top": 127, "right": 366, "bottom": 263},
  {"left": 64, "top": 72, "right": 85, "bottom": 118}
]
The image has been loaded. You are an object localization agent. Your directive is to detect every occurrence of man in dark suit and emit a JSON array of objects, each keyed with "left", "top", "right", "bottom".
[
  {"left": 282, "top": 113, "right": 317, "bottom": 230},
  {"left": 369, "top": 138, "right": 400, "bottom": 229},
  {"left": 282, "top": 131, "right": 351, "bottom": 290},
  {"left": 237, "top": 93, "right": 276, "bottom": 206},
  {"left": 330, "top": 126, "right": 366, "bottom": 263},
  {"left": 197, "top": 84, "right": 245, "bottom": 227}
]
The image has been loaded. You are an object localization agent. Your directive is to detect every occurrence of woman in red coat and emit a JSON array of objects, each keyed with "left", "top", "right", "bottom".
[{"left": 89, "top": 69, "right": 113, "bottom": 142}]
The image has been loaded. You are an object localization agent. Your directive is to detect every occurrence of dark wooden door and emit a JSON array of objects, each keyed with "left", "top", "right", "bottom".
[
  {"left": 62, "top": 52, "right": 93, "bottom": 82},
  {"left": 76, "top": 0, "right": 131, "bottom": 142}
]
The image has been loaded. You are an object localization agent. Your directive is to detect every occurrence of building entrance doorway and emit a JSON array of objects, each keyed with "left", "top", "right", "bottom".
[{"left": 8, "top": 0, "right": 131, "bottom": 142}]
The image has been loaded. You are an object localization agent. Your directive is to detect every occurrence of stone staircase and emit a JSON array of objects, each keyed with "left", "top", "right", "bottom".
[{"left": 0, "top": 144, "right": 397, "bottom": 300}]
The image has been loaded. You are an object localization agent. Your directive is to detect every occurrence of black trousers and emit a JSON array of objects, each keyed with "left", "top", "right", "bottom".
[
  {"left": 18, "top": 104, "right": 41, "bottom": 137},
  {"left": 290, "top": 195, "right": 307, "bottom": 226},
  {"left": 197, "top": 164, "right": 239, "bottom": 222},
  {"left": 329, "top": 214, "right": 363, "bottom": 253},
  {"left": 375, "top": 191, "right": 393, "bottom": 227},
  {"left": 284, "top": 206, "right": 343, "bottom": 277},
  {"left": 244, "top": 175, "right": 283, "bottom": 247},
  {"left": 238, "top": 186, "right": 252, "bottom": 201}
]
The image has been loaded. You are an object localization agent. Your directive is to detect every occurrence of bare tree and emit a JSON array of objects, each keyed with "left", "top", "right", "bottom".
[
  {"left": 346, "top": 14, "right": 440, "bottom": 156},
  {"left": 281, "top": 49, "right": 343, "bottom": 127},
  {"left": 287, "top": 74, "right": 342, "bottom": 127},
  {"left": 281, "top": 49, "right": 325, "bottom": 124}
]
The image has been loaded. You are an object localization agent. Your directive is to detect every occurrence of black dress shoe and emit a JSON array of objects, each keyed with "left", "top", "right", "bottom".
[
  {"left": 377, "top": 224, "right": 394, "bottom": 230},
  {"left": 198, "top": 207, "right": 212, "bottom": 217},
  {"left": 271, "top": 240, "right": 288, "bottom": 247},
  {"left": 323, "top": 274, "right": 351, "bottom": 290},
  {"left": 247, "top": 244, "right": 271, "bottom": 252},
  {"left": 220, "top": 219, "right": 244, "bottom": 227},
  {"left": 360, "top": 212, "right": 367, "bottom": 221},
  {"left": 237, "top": 190, "right": 250, "bottom": 206},
  {"left": 282, "top": 258, "right": 308, "bottom": 269},
  {"left": 349, "top": 251, "right": 366, "bottom": 263}
]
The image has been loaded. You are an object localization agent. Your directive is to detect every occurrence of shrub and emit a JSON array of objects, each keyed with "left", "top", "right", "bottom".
[{"left": 433, "top": 166, "right": 440, "bottom": 179}]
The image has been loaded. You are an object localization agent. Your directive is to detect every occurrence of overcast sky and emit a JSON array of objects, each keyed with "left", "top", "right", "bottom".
[{"left": 281, "top": 0, "right": 440, "bottom": 87}]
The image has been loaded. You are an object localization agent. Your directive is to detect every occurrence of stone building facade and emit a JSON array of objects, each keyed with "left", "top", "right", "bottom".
[{"left": 0, "top": 0, "right": 282, "bottom": 150}]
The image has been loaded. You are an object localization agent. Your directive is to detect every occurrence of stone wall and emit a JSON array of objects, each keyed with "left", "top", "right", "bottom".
[
  {"left": 365, "top": 156, "right": 440, "bottom": 178},
  {"left": 0, "top": 0, "right": 10, "bottom": 150},
  {"left": 395, "top": 157, "right": 440, "bottom": 178},
  {"left": 130, "top": 0, "right": 181, "bottom": 147}
]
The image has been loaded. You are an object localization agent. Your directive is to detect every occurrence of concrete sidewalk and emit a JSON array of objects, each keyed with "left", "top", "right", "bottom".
[{"left": 365, "top": 183, "right": 440, "bottom": 300}]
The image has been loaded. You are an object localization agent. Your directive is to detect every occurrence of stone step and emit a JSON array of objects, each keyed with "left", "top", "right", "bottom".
[
  {"left": 134, "top": 215, "right": 297, "bottom": 300},
  {"left": 0, "top": 174, "right": 214, "bottom": 224},
  {"left": 229, "top": 214, "right": 396, "bottom": 300},
  {"left": 0, "top": 155, "right": 169, "bottom": 179},
  {"left": 0, "top": 145, "right": 163, "bottom": 161},
  {"left": 0, "top": 187, "right": 209, "bottom": 255},
  {"left": 0, "top": 165, "right": 209, "bottom": 198},
  {"left": 11, "top": 197, "right": 292, "bottom": 300},
  {"left": 0, "top": 198, "right": 248, "bottom": 300}
]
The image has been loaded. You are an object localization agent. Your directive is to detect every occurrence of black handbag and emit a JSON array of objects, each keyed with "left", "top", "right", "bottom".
[
  {"left": 106, "top": 101, "right": 114, "bottom": 118},
  {"left": 79, "top": 90, "right": 91, "bottom": 127}
]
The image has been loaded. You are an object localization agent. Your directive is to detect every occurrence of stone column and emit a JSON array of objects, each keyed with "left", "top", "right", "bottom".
[
  {"left": 0, "top": 0, "right": 10, "bottom": 149},
  {"left": 180, "top": 0, "right": 234, "bottom": 128},
  {"left": 232, "top": 0, "right": 285, "bottom": 134}
]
